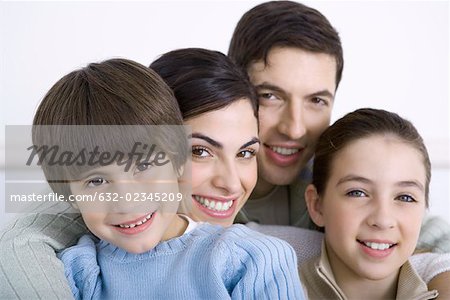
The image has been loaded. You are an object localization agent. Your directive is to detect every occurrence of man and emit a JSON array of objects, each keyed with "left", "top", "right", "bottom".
[
  {"left": 228, "top": 0, "right": 450, "bottom": 295},
  {"left": 229, "top": 1, "right": 341, "bottom": 228}
]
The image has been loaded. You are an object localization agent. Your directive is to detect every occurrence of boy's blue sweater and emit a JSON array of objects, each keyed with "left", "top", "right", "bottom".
[{"left": 58, "top": 223, "right": 305, "bottom": 299}]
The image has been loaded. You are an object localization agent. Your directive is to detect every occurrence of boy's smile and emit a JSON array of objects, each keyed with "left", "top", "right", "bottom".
[
  {"left": 112, "top": 211, "right": 156, "bottom": 235},
  {"left": 69, "top": 160, "right": 185, "bottom": 254}
]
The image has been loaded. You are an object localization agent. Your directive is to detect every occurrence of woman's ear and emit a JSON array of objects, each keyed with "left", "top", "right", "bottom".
[{"left": 305, "top": 184, "right": 325, "bottom": 227}]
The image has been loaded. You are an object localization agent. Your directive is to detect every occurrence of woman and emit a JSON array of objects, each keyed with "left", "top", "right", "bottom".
[{"left": 150, "top": 48, "right": 259, "bottom": 227}]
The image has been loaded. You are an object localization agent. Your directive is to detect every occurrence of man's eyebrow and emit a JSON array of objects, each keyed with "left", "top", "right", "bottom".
[
  {"left": 307, "top": 89, "right": 335, "bottom": 100},
  {"left": 189, "top": 133, "right": 222, "bottom": 148},
  {"left": 254, "top": 82, "right": 285, "bottom": 94},
  {"left": 256, "top": 83, "right": 334, "bottom": 100},
  {"left": 239, "top": 137, "right": 260, "bottom": 150}
]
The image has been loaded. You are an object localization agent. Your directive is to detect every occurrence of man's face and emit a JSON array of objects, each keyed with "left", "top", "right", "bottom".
[{"left": 247, "top": 47, "right": 336, "bottom": 197}]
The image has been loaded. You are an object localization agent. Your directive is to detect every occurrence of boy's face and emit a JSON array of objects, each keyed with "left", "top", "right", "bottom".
[
  {"left": 69, "top": 160, "right": 185, "bottom": 254},
  {"left": 247, "top": 47, "right": 336, "bottom": 197},
  {"left": 309, "top": 135, "right": 426, "bottom": 281},
  {"left": 184, "top": 99, "right": 259, "bottom": 226}
]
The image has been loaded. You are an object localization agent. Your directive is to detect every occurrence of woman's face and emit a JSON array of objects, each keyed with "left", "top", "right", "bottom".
[{"left": 183, "top": 99, "right": 259, "bottom": 226}]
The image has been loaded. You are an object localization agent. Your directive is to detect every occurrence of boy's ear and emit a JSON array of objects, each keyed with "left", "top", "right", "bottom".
[
  {"left": 177, "top": 165, "right": 185, "bottom": 177},
  {"left": 305, "top": 184, "right": 325, "bottom": 227},
  {"left": 69, "top": 200, "right": 79, "bottom": 210}
]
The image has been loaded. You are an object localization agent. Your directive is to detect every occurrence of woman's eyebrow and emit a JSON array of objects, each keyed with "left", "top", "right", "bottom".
[
  {"left": 189, "top": 133, "right": 222, "bottom": 149},
  {"left": 240, "top": 137, "right": 260, "bottom": 150}
]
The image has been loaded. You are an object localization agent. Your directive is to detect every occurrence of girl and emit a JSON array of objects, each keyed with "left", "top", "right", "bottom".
[{"left": 301, "top": 108, "right": 438, "bottom": 299}]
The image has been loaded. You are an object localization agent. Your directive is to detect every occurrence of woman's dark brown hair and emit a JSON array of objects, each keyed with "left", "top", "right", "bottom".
[{"left": 150, "top": 48, "right": 258, "bottom": 120}]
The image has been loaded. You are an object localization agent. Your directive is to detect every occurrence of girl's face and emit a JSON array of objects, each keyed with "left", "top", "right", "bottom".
[
  {"left": 69, "top": 160, "right": 186, "bottom": 254},
  {"left": 307, "top": 134, "right": 426, "bottom": 282},
  {"left": 184, "top": 99, "right": 259, "bottom": 226}
]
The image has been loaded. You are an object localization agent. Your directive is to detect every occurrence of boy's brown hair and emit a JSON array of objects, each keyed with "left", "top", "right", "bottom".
[{"left": 32, "top": 58, "right": 187, "bottom": 197}]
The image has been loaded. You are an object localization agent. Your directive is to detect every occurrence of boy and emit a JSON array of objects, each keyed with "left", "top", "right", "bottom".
[{"left": 33, "top": 58, "right": 304, "bottom": 299}]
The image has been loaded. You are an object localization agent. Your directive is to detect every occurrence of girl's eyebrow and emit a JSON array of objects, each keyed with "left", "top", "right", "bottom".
[
  {"left": 240, "top": 137, "right": 260, "bottom": 150},
  {"left": 336, "top": 175, "right": 371, "bottom": 187},
  {"left": 189, "top": 133, "right": 222, "bottom": 148},
  {"left": 396, "top": 181, "right": 425, "bottom": 192},
  {"left": 336, "top": 175, "right": 425, "bottom": 192}
]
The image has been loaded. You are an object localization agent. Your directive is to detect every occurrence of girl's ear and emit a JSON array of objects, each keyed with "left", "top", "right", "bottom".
[{"left": 305, "top": 184, "right": 325, "bottom": 227}]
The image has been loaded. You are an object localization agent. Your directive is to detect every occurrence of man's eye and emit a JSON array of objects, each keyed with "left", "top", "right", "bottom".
[
  {"left": 192, "top": 146, "right": 211, "bottom": 158},
  {"left": 87, "top": 177, "right": 107, "bottom": 187},
  {"left": 311, "top": 97, "right": 328, "bottom": 106},
  {"left": 258, "top": 92, "right": 278, "bottom": 101},
  {"left": 136, "top": 162, "right": 153, "bottom": 172},
  {"left": 346, "top": 190, "right": 367, "bottom": 197}
]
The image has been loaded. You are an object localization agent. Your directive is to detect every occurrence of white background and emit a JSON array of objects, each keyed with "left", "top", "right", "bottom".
[{"left": 1, "top": 1, "right": 449, "bottom": 227}]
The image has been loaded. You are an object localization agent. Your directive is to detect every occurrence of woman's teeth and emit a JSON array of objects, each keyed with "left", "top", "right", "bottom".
[
  {"left": 194, "top": 195, "right": 233, "bottom": 212},
  {"left": 117, "top": 213, "right": 153, "bottom": 228}
]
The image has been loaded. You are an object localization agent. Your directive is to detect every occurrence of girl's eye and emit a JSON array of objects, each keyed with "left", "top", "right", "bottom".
[
  {"left": 136, "top": 162, "right": 153, "bottom": 172},
  {"left": 346, "top": 190, "right": 367, "bottom": 197},
  {"left": 396, "top": 194, "right": 416, "bottom": 203},
  {"left": 237, "top": 149, "right": 256, "bottom": 159},
  {"left": 86, "top": 177, "right": 107, "bottom": 188},
  {"left": 192, "top": 146, "right": 211, "bottom": 158}
]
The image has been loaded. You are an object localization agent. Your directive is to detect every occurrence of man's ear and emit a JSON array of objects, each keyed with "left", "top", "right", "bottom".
[{"left": 305, "top": 184, "right": 325, "bottom": 227}]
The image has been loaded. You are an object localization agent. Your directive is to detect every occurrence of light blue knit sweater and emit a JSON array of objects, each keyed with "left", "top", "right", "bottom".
[{"left": 57, "top": 223, "right": 305, "bottom": 299}]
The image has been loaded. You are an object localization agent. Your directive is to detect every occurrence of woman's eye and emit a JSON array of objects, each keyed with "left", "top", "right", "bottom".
[
  {"left": 192, "top": 146, "right": 211, "bottom": 158},
  {"left": 346, "top": 190, "right": 367, "bottom": 197},
  {"left": 86, "top": 177, "right": 107, "bottom": 188},
  {"left": 396, "top": 194, "right": 416, "bottom": 203},
  {"left": 237, "top": 149, "right": 256, "bottom": 159},
  {"left": 136, "top": 162, "right": 153, "bottom": 172}
]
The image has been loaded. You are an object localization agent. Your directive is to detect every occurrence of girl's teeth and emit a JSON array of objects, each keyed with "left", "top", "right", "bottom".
[
  {"left": 194, "top": 196, "right": 233, "bottom": 212},
  {"left": 363, "top": 241, "right": 393, "bottom": 250}
]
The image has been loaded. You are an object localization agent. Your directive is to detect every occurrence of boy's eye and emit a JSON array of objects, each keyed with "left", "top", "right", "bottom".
[
  {"left": 346, "top": 190, "right": 367, "bottom": 197},
  {"left": 396, "top": 194, "right": 416, "bottom": 203},
  {"left": 87, "top": 177, "right": 107, "bottom": 187},
  {"left": 237, "top": 149, "right": 256, "bottom": 159},
  {"left": 136, "top": 162, "right": 153, "bottom": 172},
  {"left": 192, "top": 146, "right": 211, "bottom": 158}
]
